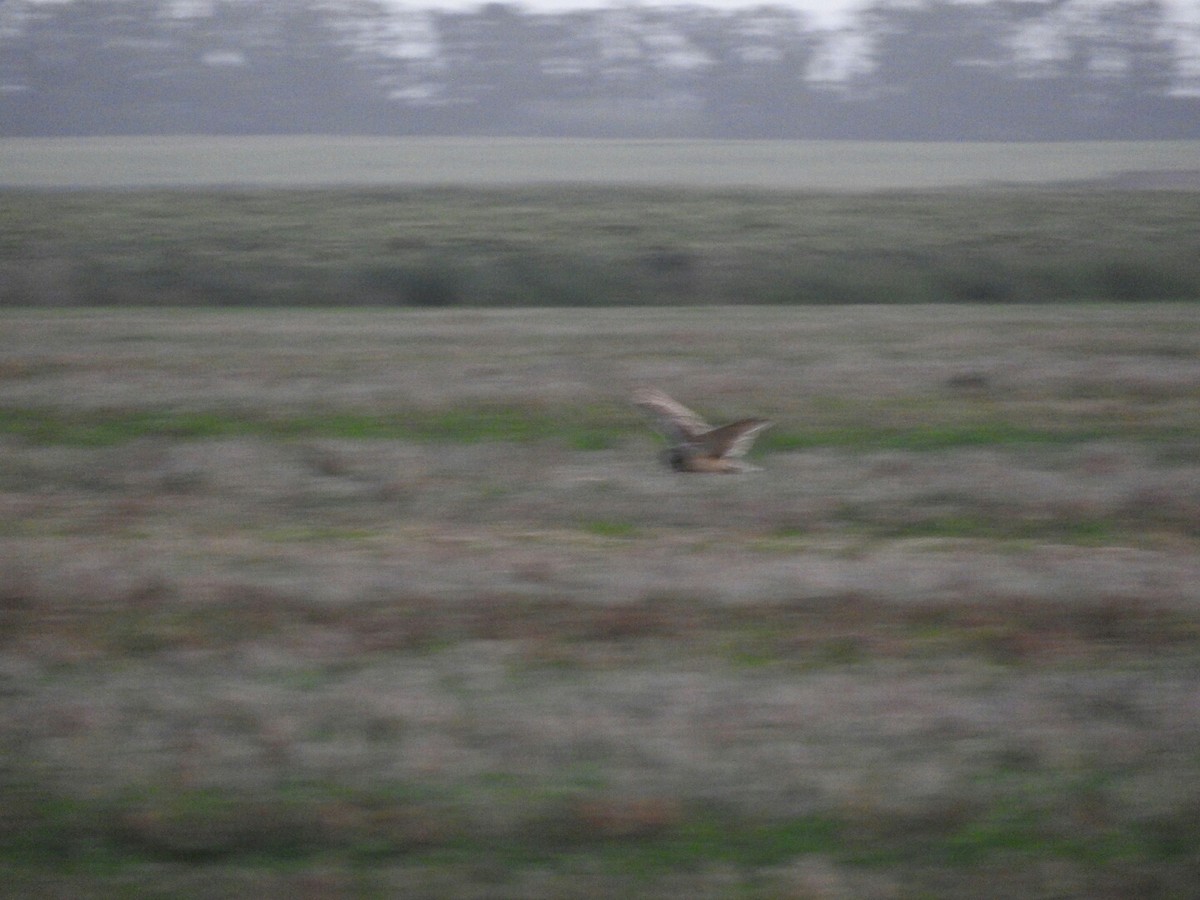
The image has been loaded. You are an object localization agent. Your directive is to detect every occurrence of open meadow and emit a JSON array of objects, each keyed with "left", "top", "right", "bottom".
[
  {"left": 2, "top": 305, "right": 1199, "bottom": 897},
  {"left": 4, "top": 185, "right": 1200, "bottom": 309}
]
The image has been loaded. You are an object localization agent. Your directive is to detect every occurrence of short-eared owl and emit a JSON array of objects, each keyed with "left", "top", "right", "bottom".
[{"left": 633, "top": 388, "right": 773, "bottom": 473}]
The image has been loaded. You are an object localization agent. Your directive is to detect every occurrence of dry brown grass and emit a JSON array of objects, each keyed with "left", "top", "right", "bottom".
[{"left": 1, "top": 306, "right": 1199, "bottom": 896}]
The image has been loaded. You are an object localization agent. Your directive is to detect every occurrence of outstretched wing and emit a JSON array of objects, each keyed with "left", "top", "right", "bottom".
[
  {"left": 701, "top": 418, "right": 773, "bottom": 459},
  {"left": 632, "top": 388, "right": 711, "bottom": 444}
]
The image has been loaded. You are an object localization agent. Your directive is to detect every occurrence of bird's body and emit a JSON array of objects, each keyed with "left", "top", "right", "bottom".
[{"left": 633, "top": 388, "right": 772, "bottom": 473}]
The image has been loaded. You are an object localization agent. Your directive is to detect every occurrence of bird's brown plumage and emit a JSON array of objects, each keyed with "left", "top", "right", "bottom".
[{"left": 632, "top": 388, "right": 772, "bottom": 473}]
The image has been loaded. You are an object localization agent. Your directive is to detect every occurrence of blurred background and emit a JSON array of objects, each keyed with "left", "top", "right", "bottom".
[{"left": 2, "top": 0, "right": 1198, "bottom": 140}]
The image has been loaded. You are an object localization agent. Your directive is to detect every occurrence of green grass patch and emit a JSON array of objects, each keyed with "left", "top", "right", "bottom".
[
  {"left": 579, "top": 519, "right": 640, "bottom": 539},
  {"left": 0, "top": 408, "right": 256, "bottom": 446},
  {"left": 874, "top": 513, "right": 1118, "bottom": 543},
  {"left": 0, "top": 785, "right": 843, "bottom": 871},
  {"left": 2, "top": 406, "right": 1191, "bottom": 450},
  {"left": 934, "top": 774, "right": 1187, "bottom": 869},
  {"left": 3, "top": 784, "right": 1193, "bottom": 884},
  {"left": 592, "top": 813, "right": 842, "bottom": 876},
  {"left": 568, "top": 428, "right": 622, "bottom": 450},
  {"left": 0, "top": 406, "right": 618, "bottom": 447},
  {"left": 768, "top": 423, "right": 1132, "bottom": 452},
  {"left": 938, "top": 817, "right": 1161, "bottom": 869}
]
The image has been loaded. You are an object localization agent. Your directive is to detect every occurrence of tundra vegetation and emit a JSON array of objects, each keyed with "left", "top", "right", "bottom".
[
  {"left": 7, "top": 177, "right": 1200, "bottom": 312},
  {"left": 1, "top": 304, "right": 1198, "bottom": 897}
]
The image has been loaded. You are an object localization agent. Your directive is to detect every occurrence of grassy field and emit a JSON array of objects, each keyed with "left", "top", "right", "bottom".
[
  {"left": 3, "top": 137, "right": 1199, "bottom": 190},
  {"left": 4, "top": 186, "right": 1200, "bottom": 307},
  {"left": 2, "top": 306, "right": 1199, "bottom": 897}
]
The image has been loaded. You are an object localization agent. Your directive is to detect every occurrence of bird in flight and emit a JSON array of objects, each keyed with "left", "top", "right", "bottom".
[{"left": 632, "top": 388, "right": 773, "bottom": 473}]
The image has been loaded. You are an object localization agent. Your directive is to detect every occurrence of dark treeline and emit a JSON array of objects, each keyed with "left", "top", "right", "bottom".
[{"left": 1, "top": 0, "right": 1198, "bottom": 140}]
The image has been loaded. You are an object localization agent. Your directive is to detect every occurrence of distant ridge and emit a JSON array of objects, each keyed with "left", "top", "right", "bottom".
[{"left": 4, "top": 138, "right": 1199, "bottom": 190}]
